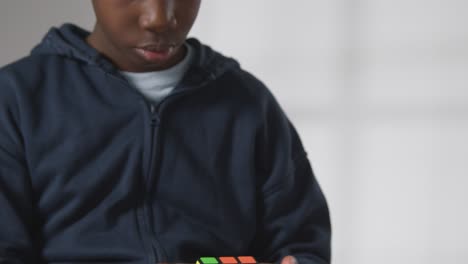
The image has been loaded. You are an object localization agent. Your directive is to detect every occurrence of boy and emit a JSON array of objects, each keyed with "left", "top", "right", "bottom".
[{"left": 0, "top": 1, "right": 331, "bottom": 264}]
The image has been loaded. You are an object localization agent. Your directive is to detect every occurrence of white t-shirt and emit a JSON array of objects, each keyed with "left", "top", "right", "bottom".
[{"left": 120, "top": 43, "right": 194, "bottom": 106}]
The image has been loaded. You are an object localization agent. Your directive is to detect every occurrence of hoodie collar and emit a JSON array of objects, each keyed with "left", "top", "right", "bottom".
[{"left": 31, "top": 23, "right": 239, "bottom": 87}]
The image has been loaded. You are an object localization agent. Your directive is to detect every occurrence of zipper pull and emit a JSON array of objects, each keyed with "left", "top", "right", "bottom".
[{"left": 149, "top": 104, "right": 159, "bottom": 126}]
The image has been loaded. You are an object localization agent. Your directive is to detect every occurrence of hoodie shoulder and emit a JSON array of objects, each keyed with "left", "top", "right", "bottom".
[
  {"left": 0, "top": 54, "right": 45, "bottom": 85},
  {"left": 0, "top": 51, "right": 74, "bottom": 93},
  {"left": 188, "top": 38, "right": 274, "bottom": 103},
  {"left": 214, "top": 53, "right": 277, "bottom": 110},
  {"left": 199, "top": 43, "right": 286, "bottom": 131},
  {"left": 0, "top": 51, "right": 86, "bottom": 113}
]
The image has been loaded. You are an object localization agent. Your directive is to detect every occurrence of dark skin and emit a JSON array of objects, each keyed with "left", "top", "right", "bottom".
[
  {"left": 87, "top": 1, "right": 298, "bottom": 263},
  {"left": 86, "top": 0, "right": 201, "bottom": 72}
]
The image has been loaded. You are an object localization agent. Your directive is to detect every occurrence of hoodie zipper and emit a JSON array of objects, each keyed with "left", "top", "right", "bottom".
[
  {"left": 104, "top": 70, "right": 214, "bottom": 264},
  {"left": 144, "top": 79, "right": 216, "bottom": 264},
  {"left": 146, "top": 103, "right": 165, "bottom": 263},
  {"left": 103, "top": 72, "right": 165, "bottom": 264}
]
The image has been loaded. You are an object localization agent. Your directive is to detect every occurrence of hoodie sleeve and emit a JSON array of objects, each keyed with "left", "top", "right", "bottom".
[
  {"left": 0, "top": 73, "right": 39, "bottom": 264},
  {"left": 251, "top": 89, "right": 331, "bottom": 264}
]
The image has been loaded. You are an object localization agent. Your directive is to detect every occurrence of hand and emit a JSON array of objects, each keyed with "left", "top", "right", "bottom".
[{"left": 280, "top": 255, "right": 298, "bottom": 264}]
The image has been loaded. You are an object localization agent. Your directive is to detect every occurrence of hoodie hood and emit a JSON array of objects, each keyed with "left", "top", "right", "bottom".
[{"left": 30, "top": 23, "right": 239, "bottom": 84}]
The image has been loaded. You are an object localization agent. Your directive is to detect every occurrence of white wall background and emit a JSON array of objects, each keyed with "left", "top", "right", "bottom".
[{"left": 1, "top": 1, "right": 467, "bottom": 264}]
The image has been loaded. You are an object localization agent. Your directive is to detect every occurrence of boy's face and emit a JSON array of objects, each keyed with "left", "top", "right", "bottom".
[{"left": 88, "top": 0, "right": 201, "bottom": 72}]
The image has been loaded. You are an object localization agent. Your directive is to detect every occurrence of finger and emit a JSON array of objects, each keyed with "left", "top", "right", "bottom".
[{"left": 281, "top": 255, "right": 297, "bottom": 264}]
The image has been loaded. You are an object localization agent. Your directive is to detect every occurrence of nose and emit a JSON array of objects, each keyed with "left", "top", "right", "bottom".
[{"left": 139, "top": 0, "right": 176, "bottom": 33}]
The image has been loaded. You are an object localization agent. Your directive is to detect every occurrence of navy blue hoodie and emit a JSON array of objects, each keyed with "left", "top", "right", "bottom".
[{"left": 0, "top": 24, "right": 331, "bottom": 264}]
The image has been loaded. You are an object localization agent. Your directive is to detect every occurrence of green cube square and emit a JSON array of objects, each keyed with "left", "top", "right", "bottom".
[{"left": 200, "top": 257, "right": 219, "bottom": 264}]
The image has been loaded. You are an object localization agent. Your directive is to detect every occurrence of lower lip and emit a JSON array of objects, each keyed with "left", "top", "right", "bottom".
[{"left": 135, "top": 48, "right": 173, "bottom": 63}]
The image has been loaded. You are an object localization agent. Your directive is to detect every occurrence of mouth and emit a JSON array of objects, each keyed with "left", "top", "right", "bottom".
[{"left": 134, "top": 44, "right": 176, "bottom": 63}]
